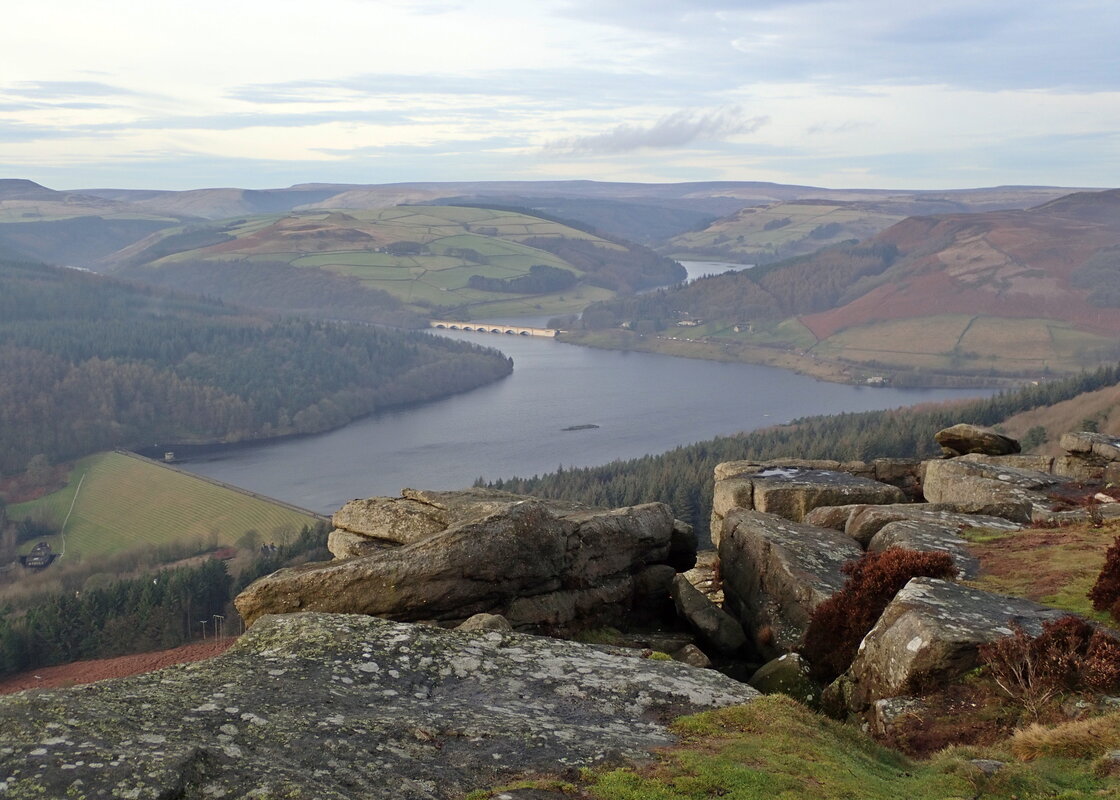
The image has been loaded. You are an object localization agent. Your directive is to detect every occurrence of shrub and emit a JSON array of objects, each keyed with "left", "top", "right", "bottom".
[
  {"left": 980, "top": 615, "right": 1120, "bottom": 717},
  {"left": 801, "top": 549, "right": 957, "bottom": 683},
  {"left": 1088, "top": 535, "right": 1120, "bottom": 620}
]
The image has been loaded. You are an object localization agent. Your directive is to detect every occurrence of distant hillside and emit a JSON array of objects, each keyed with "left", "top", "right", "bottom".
[
  {"left": 0, "top": 180, "right": 185, "bottom": 266},
  {"left": 0, "top": 258, "right": 513, "bottom": 474},
  {"left": 571, "top": 189, "right": 1120, "bottom": 381},
  {"left": 101, "top": 205, "right": 685, "bottom": 321},
  {"left": 664, "top": 187, "right": 1087, "bottom": 265}
]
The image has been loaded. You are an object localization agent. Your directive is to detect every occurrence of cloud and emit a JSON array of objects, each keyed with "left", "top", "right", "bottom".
[
  {"left": 3, "top": 80, "right": 137, "bottom": 99},
  {"left": 546, "top": 107, "right": 769, "bottom": 154}
]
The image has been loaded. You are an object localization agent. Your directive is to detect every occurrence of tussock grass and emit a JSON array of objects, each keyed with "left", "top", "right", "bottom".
[{"left": 1011, "top": 713, "right": 1120, "bottom": 762}]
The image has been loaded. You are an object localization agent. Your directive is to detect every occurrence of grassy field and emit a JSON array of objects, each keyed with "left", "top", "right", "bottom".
[
  {"left": 808, "top": 315, "right": 1115, "bottom": 375},
  {"left": 137, "top": 206, "right": 625, "bottom": 317},
  {"left": 668, "top": 200, "right": 905, "bottom": 262},
  {"left": 10, "top": 452, "right": 320, "bottom": 560}
]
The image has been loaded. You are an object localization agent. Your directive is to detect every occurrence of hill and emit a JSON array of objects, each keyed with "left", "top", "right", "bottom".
[
  {"left": 0, "top": 180, "right": 185, "bottom": 266},
  {"left": 664, "top": 187, "right": 1091, "bottom": 265},
  {"left": 0, "top": 258, "right": 513, "bottom": 474},
  {"left": 570, "top": 189, "right": 1120, "bottom": 382},
  {"left": 101, "top": 205, "right": 685, "bottom": 321},
  {"left": 5, "top": 451, "right": 320, "bottom": 562}
]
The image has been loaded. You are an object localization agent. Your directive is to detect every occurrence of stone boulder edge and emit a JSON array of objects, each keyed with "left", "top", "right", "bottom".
[
  {"left": 0, "top": 613, "right": 759, "bottom": 800},
  {"left": 934, "top": 423, "right": 1021, "bottom": 457},
  {"left": 718, "top": 509, "right": 863, "bottom": 659},
  {"left": 831, "top": 577, "right": 1072, "bottom": 712},
  {"left": 921, "top": 457, "right": 1070, "bottom": 523},
  {"left": 237, "top": 493, "right": 687, "bottom": 633}
]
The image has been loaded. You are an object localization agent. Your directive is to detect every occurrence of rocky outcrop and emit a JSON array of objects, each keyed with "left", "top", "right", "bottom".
[
  {"left": 718, "top": 509, "right": 862, "bottom": 659},
  {"left": 748, "top": 653, "right": 818, "bottom": 705},
  {"left": 839, "top": 504, "right": 1023, "bottom": 547},
  {"left": 866, "top": 520, "right": 980, "bottom": 579},
  {"left": 711, "top": 462, "right": 905, "bottom": 544},
  {"left": 831, "top": 578, "right": 1071, "bottom": 712},
  {"left": 1056, "top": 431, "right": 1120, "bottom": 482},
  {"left": 0, "top": 613, "right": 758, "bottom": 800},
  {"left": 934, "top": 423, "right": 1020, "bottom": 456},
  {"left": 238, "top": 490, "right": 691, "bottom": 633},
  {"left": 921, "top": 457, "right": 1070, "bottom": 523},
  {"left": 670, "top": 574, "right": 747, "bottom": 655}
]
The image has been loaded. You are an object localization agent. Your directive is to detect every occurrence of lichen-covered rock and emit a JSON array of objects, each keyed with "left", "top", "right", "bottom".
[
  {"left": 670, "top": 574, "right": 748, "bottom": 655},
  {"left": 719, "top": 509, "right": 862, "bottom": 659},
  {"left": 920, "top": 457, "right": 1069, "bottom": 523},
  {"left": 1060, "top": 431, "right": 1120, "bottom": 462},
  {"left": 838, "top": 578, "right": 1071, "bottom": 711},
  {"left": 866, "top": 520, "right": 981, "bottom": 579},
  {"left": 1054, "top": 431, "right": 1120, "bottom": 482},
  {"left": 934, "top": 423, "right": 1021, "bottom": 456},
  {"left": 672, "top": 643, "right": 712, "bottom": 668},
  {"left": 0, "top": 613, "right": 758, "bottom": 799},
  {"left": 844, "top": 504, "right": 1021, "bottom": 547},
  {"left": 682, "top": 550, "right": 723, "bottom": 605},
  {"left": 748, "top": 653, "right": 818, "bottom": 706},
  {"left": 327, "top": 528, "right": 395, "bottom": 559},
  {"left": 237, "top": 494, "right": 686, "bottom": 633},
  {"left": 456, "top": 613, "right": 513, "bottom": 632},
  {"left": 751, "top": 468, "right": 905, "bottom": 523}
]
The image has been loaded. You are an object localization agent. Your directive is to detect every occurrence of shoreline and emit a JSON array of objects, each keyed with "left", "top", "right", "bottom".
[{"left": 557, "top": 329, "right": 1027, "bottom": 390}]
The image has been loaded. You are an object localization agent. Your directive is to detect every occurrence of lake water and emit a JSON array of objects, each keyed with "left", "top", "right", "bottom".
[{"left": 181, "top": 326, "right": 989, "bottom": 514}]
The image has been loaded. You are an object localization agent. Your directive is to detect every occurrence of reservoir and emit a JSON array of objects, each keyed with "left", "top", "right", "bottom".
[{"left": 181, "top": 328, "right": 991, "bottom": 514}]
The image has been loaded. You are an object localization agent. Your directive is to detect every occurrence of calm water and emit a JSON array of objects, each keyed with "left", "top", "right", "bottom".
[{"left": 182, "top": 328, "right": 988, "bottom": 514}]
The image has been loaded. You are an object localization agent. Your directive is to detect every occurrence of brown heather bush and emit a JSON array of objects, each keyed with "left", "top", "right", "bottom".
[
  {"left": 1088, "top": 535, "right": 1120, "bottom": 621},
  {"left": 980, "top": 615, "right": 1120, "bottom": 717},
  {"left": 801, "top": 548, "right": 957, "bottom": 684}
]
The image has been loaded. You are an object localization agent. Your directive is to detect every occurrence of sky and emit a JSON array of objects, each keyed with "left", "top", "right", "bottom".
[{"left": 2, "top": 0, "right": 1119, "bottom": 191}]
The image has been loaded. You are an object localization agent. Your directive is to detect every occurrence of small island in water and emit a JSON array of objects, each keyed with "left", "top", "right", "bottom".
[{"left": 561, "top": 424, "right": 600, "bottom": 432}]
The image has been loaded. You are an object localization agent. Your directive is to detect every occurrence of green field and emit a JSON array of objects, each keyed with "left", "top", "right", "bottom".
[
  {"left": 130, "top": 206, "right": 620, "bottom": 317},
  {"left": 10, "top": 452, "right": 320, "bottom": 560}
]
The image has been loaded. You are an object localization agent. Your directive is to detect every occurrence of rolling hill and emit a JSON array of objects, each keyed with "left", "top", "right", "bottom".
[
  {"left": 101, "top": 205, "right": 685, "bottom": 321},
  {"left": 570, "top": 189, "right": 1120, "bottom": 381},
  {"left": 663, "top": 187, "right": 1091, "bottom": 265}
]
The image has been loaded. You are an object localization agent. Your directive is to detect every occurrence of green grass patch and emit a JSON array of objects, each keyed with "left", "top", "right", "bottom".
[
  {"left": 9, "top": 452, "right": 319, "bottom": 560},
  {"left": 476, "top": 695, "right": 1115, "bottom": 799}
]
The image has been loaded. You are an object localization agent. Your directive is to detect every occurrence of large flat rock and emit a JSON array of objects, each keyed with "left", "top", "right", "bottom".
[
  {"left": 711, "top": 462, "right": 904, "bottom": 545},
  {"left": 0, "top": 613, "right": 758, "bottom": 800},
  {"left": 921, "top": 457, "right": 1070, "bottom": 523},
  {"left": 866, "top": 520, "right": 981, "bottom": 579},
  {"left": 842, "top": 504, "right": 1022, "bottom": 547},
  {"left": 718, "top": 509, "right": 862, "bottom": 659},
  {"left": 836, "top": 578, "right": 1070, "bottom": 711},
  {"left": 238, "top": 497, "right": 681, "bottom": 633}
]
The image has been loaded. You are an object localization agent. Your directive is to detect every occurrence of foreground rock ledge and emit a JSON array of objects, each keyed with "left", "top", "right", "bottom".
[{"left": 0, "top": 613, "right": 758, "bottom": 800}]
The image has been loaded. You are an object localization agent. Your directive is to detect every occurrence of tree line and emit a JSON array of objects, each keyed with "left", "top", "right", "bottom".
[
  {"left": 0, "top": 259, "right": 513, "bottom": 475},
  {"left": 483, "top": 365, "right": 1120, "bottom": 539}
]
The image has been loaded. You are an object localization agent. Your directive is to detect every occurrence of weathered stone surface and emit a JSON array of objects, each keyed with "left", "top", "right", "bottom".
[
  {"left": 802, "top": 504, "right": 867, "bottom": 531},
  {"left": 1053, "top": 454, "right": 1108, "bottom": 482},
  {"left": 748, "top": 653, "right": 818, "bottom": 705},
  {"left": 921, "top": 458, "right": 1069, "bottom": 523},
  {"left": 844, "top": 504, "right": 1021, "bottom": 547},
  {"left": 237, "top": 494, "right": 683, "bottom": 633},
  {"left": 673, "top": 643, "right": 712, "bottom": 668},
  {"left": 456, "top": 613, "right": 513, "bottom": 632},
  {"left": 955, "top": 453, "right": 1056, "bottom": 473},
  {"left": 751, "top": 468, "right": 906, "bottom": 523},
  {"left": 0, "top": 613, "right": 758, "bottom": 800},
  {"left": 327, "top": 528, "right": 396, "bottom": 560},
  {"left": 332, "top": 488, "right": 585, "bottom": 546},
  {"left": 682, "top": 550, "right": 723, "bottom": 605},
  {"left": 866, "top": 520, "right": 980, "bottom": 579},
  {"left": 1060, "top": 431, "right": 1120, "bottom": 461},
  {"left": 839, "top": 577, "right": 1070, "bottom": 710},
  {"left": 871, "top": 695, "right": 928, "bottom": 738},
  {"left": 870, "top": 458, "right": 923, "bottom": 494},
  {"left": 719, "top": 509, "right": 862, "bottom": 659},
  {"left": 671, "top": 574, "right": 748, "bottom": 655},
  {"left": 934, "top": 423, "right": 1021, "bottom": 456}
]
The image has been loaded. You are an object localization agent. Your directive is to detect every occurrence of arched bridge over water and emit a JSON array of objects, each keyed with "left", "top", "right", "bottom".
[{"left": 430, "top": 320, "right": 559, "bottom": 338}]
